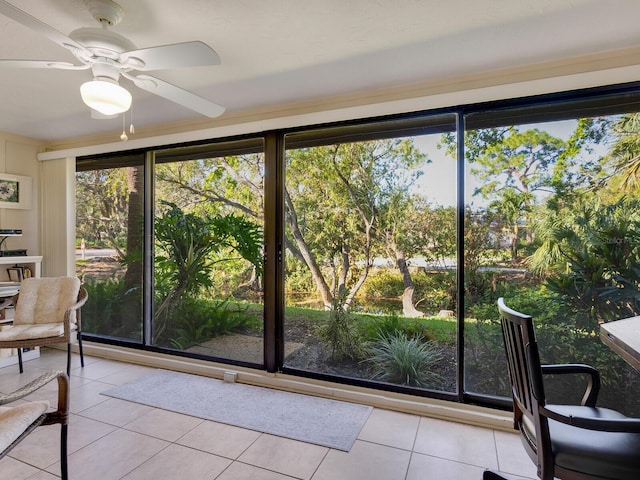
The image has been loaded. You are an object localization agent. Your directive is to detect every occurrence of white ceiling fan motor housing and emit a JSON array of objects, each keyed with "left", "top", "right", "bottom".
[
  {"left": 69, "top": 28, "right": 136, "bottom": 60},
  {"left": 83, "top": 0, "right": 124, "bottom": 27}
]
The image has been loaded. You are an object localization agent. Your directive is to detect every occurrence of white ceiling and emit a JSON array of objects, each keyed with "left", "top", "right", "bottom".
[{"left": 1, "top": 0, "right": 640, "bottom": 144}]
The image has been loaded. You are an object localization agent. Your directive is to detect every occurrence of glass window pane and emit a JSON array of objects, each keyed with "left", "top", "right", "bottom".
[
  {"left": 462, "top": 109, "right": 640, "bottom": 416},
  {"left": 152, "top": 140, "right": 265, "bottom": 365},
  {"left": 283, "top": 114, "right": 458, "bottom": 394},
  {"left": 76, "top": 161, "right": 144, "bottom": 342}
]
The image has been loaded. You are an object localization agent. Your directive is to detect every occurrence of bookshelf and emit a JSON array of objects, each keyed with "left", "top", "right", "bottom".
[{"left": 0, "top": 255, "right": 41, "bottom": 280}]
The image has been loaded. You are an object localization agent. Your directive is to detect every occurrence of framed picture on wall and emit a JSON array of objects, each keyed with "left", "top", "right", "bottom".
[{"left": 0, "top": 173, "right": 32, "bottom": 210}]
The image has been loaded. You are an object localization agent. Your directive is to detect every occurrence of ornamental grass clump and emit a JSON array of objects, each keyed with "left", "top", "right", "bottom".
[
  {"left": 367, "top": 331, "right": 443, "bottom": 387},
  {"left": 318, "top": 295, "right": 366, "bottom": 362}
]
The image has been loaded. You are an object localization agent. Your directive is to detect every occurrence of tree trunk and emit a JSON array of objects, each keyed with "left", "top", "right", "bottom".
[
  {"left": 284, "top": 189, "right": 334, "bottom": 309},
  {"left": 124, "top": 166, "right": 144, "bottom": 289},
  {"left": 337, "top": 239, "right": 349, "bottom": 298},
  {"left": 344, "top": 221, "right": 373, "bottom": 310},
  {"left": 395, "top": 248, "right": 423, "bottom": 317},
  {"left": 122, "top": 165, "right": 144, "bottom": 336},
  {"left": 511, "top": 223, "right": 519, "bottom": 260}
]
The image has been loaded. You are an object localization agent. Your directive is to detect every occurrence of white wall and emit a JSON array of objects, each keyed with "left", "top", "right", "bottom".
[
  {"left": 0, "top": 133, "right": 42, "bottom": 257},
  {"left": 39, "top": 157, "right": 76, "bottom": 277}
]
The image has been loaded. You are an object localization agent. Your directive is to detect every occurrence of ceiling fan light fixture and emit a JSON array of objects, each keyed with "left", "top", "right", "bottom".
[{"left": 80, "top": 78, "right": 131, "bottom": 115}]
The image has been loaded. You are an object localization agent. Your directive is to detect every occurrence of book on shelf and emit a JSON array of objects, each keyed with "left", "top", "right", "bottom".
[
  {"left": 6, "top": 265, "right": 32, "bottom": 282},
  {"left": 7, "top": 267, "right": 22, "bottom": 282}
]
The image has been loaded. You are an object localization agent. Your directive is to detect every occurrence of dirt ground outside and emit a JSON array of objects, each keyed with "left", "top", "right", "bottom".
[{"left": 76, "top": 251, "right": 124, "bottom": 280}]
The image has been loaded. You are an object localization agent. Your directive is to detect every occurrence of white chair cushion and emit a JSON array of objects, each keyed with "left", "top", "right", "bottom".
[
  {"left": 0, "top": 322, "right": 75, "bottom": 341},
  {"left": 14, "top": 277, "right": 80, "bottom": 326},
  {"left": 0, "top": 401, "right": 49, "bottom": 452}
]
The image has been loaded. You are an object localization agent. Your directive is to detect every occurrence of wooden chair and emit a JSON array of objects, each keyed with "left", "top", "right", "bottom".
[
  {"left": 489, "top": 298, "right": 640, "bottom": 480},
  {"left": 0, "top": 370, "right": 69, "bottom": 479},
  {"left": 0, "top": 277, "right": 88, "bottom": 375}
]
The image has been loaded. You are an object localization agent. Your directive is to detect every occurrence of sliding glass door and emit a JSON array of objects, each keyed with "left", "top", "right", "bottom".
[{"left": 152, "top": 139, "right": 265, "bottom": 365}]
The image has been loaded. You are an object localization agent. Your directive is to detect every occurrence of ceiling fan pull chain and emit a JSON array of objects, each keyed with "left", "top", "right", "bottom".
[
  {"left": 120, "top": 112, "right": 128, "bottom": 141},
  {"left": 129, "top": 102, "right": 135, "bottom": 135}
]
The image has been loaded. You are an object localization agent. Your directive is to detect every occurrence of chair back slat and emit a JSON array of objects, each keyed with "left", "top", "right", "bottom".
[{"left": 502, "top": 317, "right": 533, "bottom": 413}]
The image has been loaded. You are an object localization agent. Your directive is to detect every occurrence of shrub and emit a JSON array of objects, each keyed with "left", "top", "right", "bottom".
[
  {"left": 357, "top": 269, "right": 457, "bottom": 315},
  {"left": 359, "top": 313, "right": 434, "bottom": 343},
  {"left": 162, "top": 298, "right": 260, "bottom": 349},
  {"left": 317, "top": 296, "right": 365, "bottom": 362},
  {"left": 284, "top": 256, "right": 315, "bottom": 294},
  {"left": 366, "top": 331, "right": 443, "bottom": 387},
  {"left": 414, "top": 271, "right": 457, "bottom": 313},
  {"left": 82, "top": 277, "right": 141, "bottom": 339},
  {"left": 358, "top": 269, "right": 403, "bottom": 298},
  {"left": 153, "top": 202, "right": 263, "bottom": 343},
  {"left": 534, "top": 196, "right": 640, "bottom": 326}
]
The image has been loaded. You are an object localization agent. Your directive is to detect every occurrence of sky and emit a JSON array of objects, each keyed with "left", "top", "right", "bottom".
[{"left": 410, "top": 119, "right": 586, "bottom": 208}]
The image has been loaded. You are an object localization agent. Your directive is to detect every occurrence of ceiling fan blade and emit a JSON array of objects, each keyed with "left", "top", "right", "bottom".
[
  {"left": 120, "top": 41, "right": 221, "bottom": 71},
  {"left": 131, "top": 74, "right": 225, "bottom": 118},
  {"left": 0, "top": 59, "right": 89, "bottom": 70},
  {"left": 0, "top": 1, "right": 92, "bottom": 58}
]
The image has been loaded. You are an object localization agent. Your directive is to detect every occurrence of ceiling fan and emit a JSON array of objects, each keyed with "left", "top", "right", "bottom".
[{"left": 0, "top": 0, "right": 225, "bottom": 118}]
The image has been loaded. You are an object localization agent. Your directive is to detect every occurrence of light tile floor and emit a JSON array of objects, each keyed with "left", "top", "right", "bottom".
[{"left": 0, "top": 348, "right": 538, "bottom": 480}]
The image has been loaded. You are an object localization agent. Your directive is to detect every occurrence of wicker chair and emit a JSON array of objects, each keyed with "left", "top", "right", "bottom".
[
  {"left": 488, "top": 298, "right": 640, "bottom": 480},
  {"left": 0, "top": 370, "right": 69, "bottom": 479},
  {"left": 0, "top": 277, "right": 87, "bottom": 375}
]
